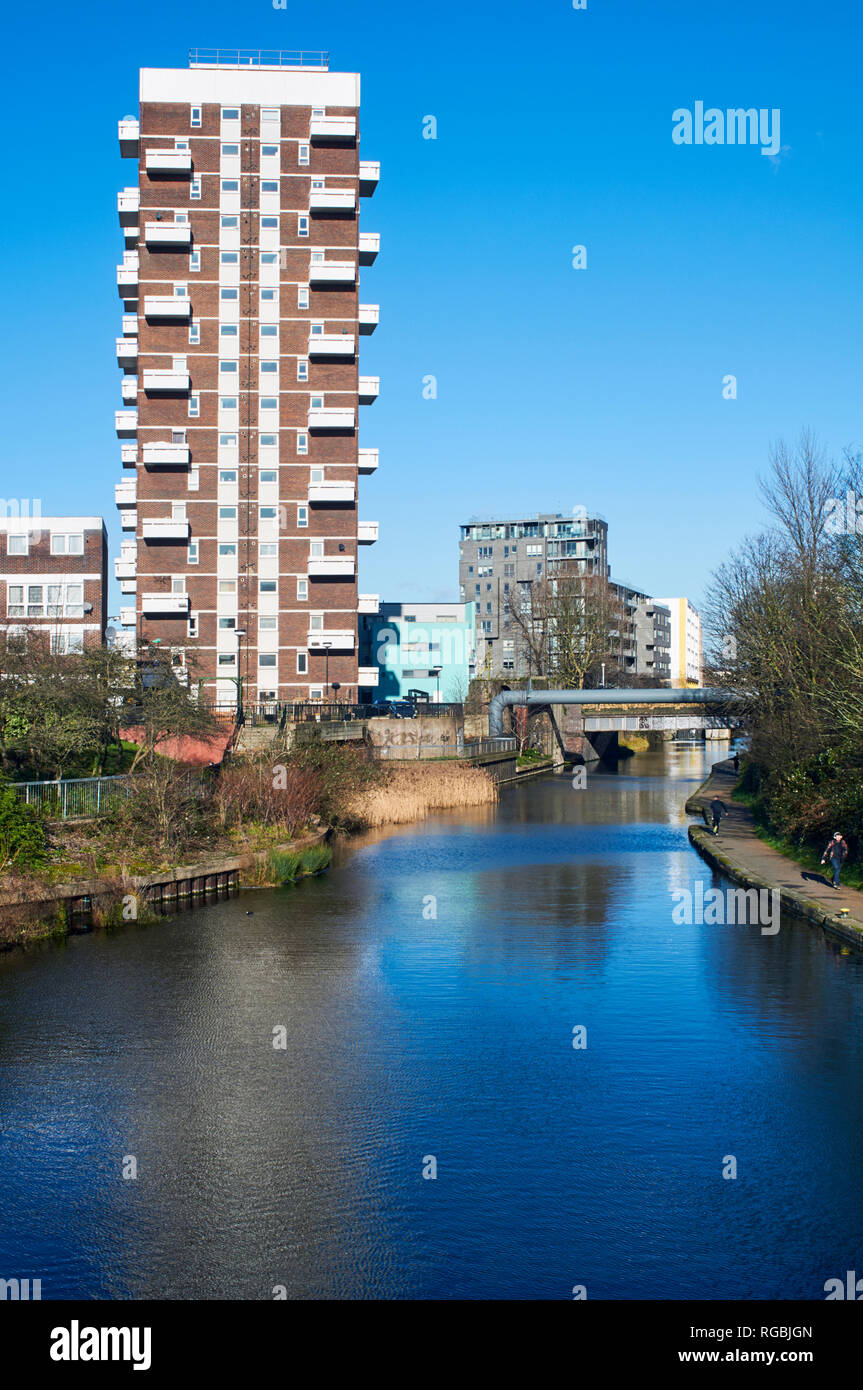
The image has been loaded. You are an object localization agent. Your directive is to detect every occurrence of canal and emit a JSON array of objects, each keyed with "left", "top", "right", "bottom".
[{"left": 2, "top": 743, "right": 863, "bottom": 1300}]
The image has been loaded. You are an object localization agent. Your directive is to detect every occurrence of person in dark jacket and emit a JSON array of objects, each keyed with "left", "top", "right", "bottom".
[
  {"left": 710, "top": 796, "right": 726, "bottom": 835},
  {"left": 821, "top": 832, "right": 849, "bottom": 889}
]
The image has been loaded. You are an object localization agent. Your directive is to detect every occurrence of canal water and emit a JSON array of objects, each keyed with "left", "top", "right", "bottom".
[{"left": 2, "top": 743, "right": 863, "bottom": 1300}]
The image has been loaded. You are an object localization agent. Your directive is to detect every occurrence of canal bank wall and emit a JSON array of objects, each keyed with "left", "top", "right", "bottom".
[{"left": 686, "top": 759, "right": 863, "bottom": 951}]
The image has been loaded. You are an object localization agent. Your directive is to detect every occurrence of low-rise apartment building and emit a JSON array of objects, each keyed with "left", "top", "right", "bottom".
[
  {"left": 654, "top": 596, "right": 702, "bottom": 686},
  {"left": 0, "top": 516, "right": 108, "bottom": 652},
  {"left": 358, "top": 600, "right": 475, "bottom": 703}
]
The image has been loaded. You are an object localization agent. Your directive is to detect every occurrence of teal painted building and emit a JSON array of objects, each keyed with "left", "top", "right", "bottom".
[{"left": 358, "top": 600, "right": 476, "bottom": 703}]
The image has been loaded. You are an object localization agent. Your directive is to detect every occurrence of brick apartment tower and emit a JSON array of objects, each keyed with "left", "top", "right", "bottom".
[{"left": 114, "top": 48, "right": 380, "bottom": 706}]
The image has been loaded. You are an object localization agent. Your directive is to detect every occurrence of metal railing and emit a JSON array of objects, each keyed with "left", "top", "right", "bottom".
[
  {"left": 189, "top": 48, "right": 329, "bottom": 69},
  {"left": 374, "top": 736, "right": 516, "bottom": 762},
  {"left": 10, "top": 776, "right": 131, "bottom": 819}
]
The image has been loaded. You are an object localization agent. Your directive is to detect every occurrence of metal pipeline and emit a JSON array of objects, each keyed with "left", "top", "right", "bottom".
[{"left": 487, "top": 687, "right": 728, "bottom": 737}]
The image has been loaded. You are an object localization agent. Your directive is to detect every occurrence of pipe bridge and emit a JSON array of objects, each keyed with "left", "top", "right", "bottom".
[{"left": 488, "top": 687, "right": 731, "bottom": 738}]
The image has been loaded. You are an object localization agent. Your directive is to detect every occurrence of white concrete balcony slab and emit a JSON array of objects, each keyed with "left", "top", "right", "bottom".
[
  {"left": 115, "top": 410, "right": 137, "bottom": 438},
  {"left": 116, "top": 337, "right": 138, "bottom": 369},
  {"left": 307, "top": 629, "right": 356, "bottom": 650},
  {"left": 358, "top": 521, "right": 379, "bottom": 545},
  {"left": 358, "top": 448, "right": 379, "bottom": 475},
  {"left": 120, "top": 578, "right": 137, "bottom": 595},
  {"left": 357, "top": 666, "right": 379, "bottom": 685},
  {"left": 145, "top": 149, "right": 193, "bottom": 175},
  {"left": 120, "top": 377, "right": 137, "bottom": 404},
  {"left": 144, "top": 296, "right": 192, "bottom": 320},
  {"left": 358, "top": 594, "right": 380, "bottom": 614},
  {"left": 123, "top": 225, "right": 139, "bottom": 248},
  {"left": 121, "top": 509, "right": 137, "bottom": 531},
  {"left": 309, "top": 480, "right": 356, "bottom": 504},
  {"left": 117, "top": 188, "right": 140, "bottom": 225},
  {"left": 307, "top": 556, "right": 356, "bottom": 578},
  {"left": 143, "top": 369, "right": 191, "bottom": 394},
  {"left": 359, "top": 232, "right": 380, "bottom": 264},
  {"left": 308, "top": 258, "right": 356, "bottom": 286},
  {"left": 118, "top": 118, "right": 139, "bottom": 157},
  {"left": 141, "top": 592, "right": 190, "bottom": 615},
  {"left": 145, "top": 221, "right": 193, "bottom": 247},
  {"left": 142, "top": 518, "right": 190, "bottom": 541},
  {"left": 308, "top": 406, "right": 355, "bottom": 432},
  {"left": 121, "top": 313, "right": 137, "bottom": 336},
  {"left": 309, "top": 187, "right": 356, "bottom": 214},
  {"left": 114, "top": 557, "right": 137, "bottom": 580},
  {"left": 115, "top": 480, "right": 136, "bottom": 508},
  {"left": 308, "top": 333, "right": 356, "bottom": 359},
  {"left": 310, "top": 115, "right": 357, "bottom": 142},
  {"left": 358, "top": 376, "right": 379, "bottom": 404},
  {"left": 120, "top": 444, "right": 138, "bottom": 468},
  {"left": 119, "top": 606, "right": 136, "bottom": 627},
  {"left": 117, "top": 256, "right": 138, "bottom": 295},
  {"left": 358, "top": 303, "right": 379, "bottom": 334},
  {"left": 359, "top": 161, "right": 380, "bottom": 196},
  {"left": 142, "top": 442, "right": 190, "bottom": 467}
]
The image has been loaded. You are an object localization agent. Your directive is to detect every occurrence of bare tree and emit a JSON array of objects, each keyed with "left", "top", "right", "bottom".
[{"left": 508, "top": 572, "right": 624, "bottom": 688}]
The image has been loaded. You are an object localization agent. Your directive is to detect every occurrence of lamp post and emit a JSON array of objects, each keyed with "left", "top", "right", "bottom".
[
  {"left": 322, "top": 641, "right": 332, "bottom": 704},
  {"left": 433, "top": 666, "right": 442, "bottom": 704}
]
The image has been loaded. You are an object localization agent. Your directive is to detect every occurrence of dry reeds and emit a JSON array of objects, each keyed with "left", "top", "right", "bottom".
[{"left": 344, "top": 760, "right": 497, "bottom": 829}]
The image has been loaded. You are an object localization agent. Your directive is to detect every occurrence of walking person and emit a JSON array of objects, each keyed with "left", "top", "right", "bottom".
[
  {"left": 710, "top": 796, "right": 726, "bottom": 836},
  {"left": 821, "top": 832, "right": 849, "bottom": 890}
]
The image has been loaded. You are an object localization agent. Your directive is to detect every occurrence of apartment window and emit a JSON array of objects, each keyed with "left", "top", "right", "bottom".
[
  {"left": 219, "top": 507, "right": 237, "bottom": 521},
  {"left": 5, "top": 585, "right": 23, "bottom": 615},
  {"left": 219, "top": 580, "right": 236, "bottom": 594},
  {"left": 297, "top": 433, "right": 308, "bottom": 455},
  {"left": 191, "top": 106, "right": 202, "bottom": 127},
  {"left": 298, "top": 143, "right": 310, "bottom": 166},
  {"left": 309, "top": 614, "right": 324, "bottom": 632},
  {"left": 221, "top": 215, "right": 239, "bottom": 230},
  {"left": 261, "top": 108, "right": 278, "bottom": 121},
  {"left": 259, "top": 654, "right": 277, "bottom": 668},
  {"left": 261, "top": 253, "right": 278, "bottom": 267},
  {"left": 260, "top": 397, "right": 278, "bottom": 411},
  {"left": 188, "top": 469, "right": 200, "bottom": 492},
  {"left": 7, "top": 534, "right": 28, "bottom": 555},
  {"left": 309, "top": 687, "right": 324, "bottom": 700},
  {"left": 218, "top": 617, "right": 236, "bottom": 630},
  {"left": 189, "top": 321, "right": 200, "bottom": 345},
  {"left": 221, "top": 180, "right": 239, "bottom": 193},
  {"left": 218, "top": 543, "right": 237, "bottom": 557},
  {"left": 188, "top": 613, "right": 198, "bottom": 638},
  {"left": 297, "top": 360, "right": 309, "bottom": 381},
  {"left": 261, "top": 145, "right": 278, "bottom": 158},
  {"left": 260, "top": 360, "right": 278, "bottom": 374},
  {"left": 190, "top": 178, "right": 201, "bottom": 199},
  {"left": 297, "top": 651, "right": 308, "bottom": 674},
  {"left": 219, "top": 360, "right": 238, "bottom": 375},
  {"left": 220, "top": 287, "right": 238, "bottom": 301},
  {"left": 189, "top": 251, "right": 201, "bottom": 272},
  {"left": 310, "top": 468, "right": 324, "bottom": 482},
  {"left": 260, "top": 288, "right": 277, "bottom": 302},
  {"left": 297, "top": 506, "right": 308, "bottom": 528},
  {"left": 221, "top": 143, "right": 240, "bottom": 157},
  {"left": 298, "top": 216, "right": 309, "bottom": 237},
  {"left": 259, "top": 616, "right": 277, "bottom": 631},
  {"left": 297, "top": 579, "right": 308, "bottom": 601},
  {"left": 219, "top": 469, "right": 237, "bottom": 483},
  {"left": 260, "top": 325, "right": 278, "bottom": 340},
  {"left": 259, "top": 435, "right": 277, "bottom": 448},
  {"left": 51, "top": 533, "right": 84, "bottom": 555},
  {"left": 188, "top": 540, "right": 199, "bottom": 564},
  {"left": 222, "top": 108, "right": 240, "bottom": 121},
  {"left": 219, "top": 433, "right": 238, "bottom": 447},
  {"left": 218, "top": 655, "right": 236, "bottom": 667},
  {"left": 260, "top": 470, "right": 278, "bottom": 484},
  {"left": 261, "top": 181, "right": 278, "bottom": 194},
  {"left": 259, "top": 581, "right": 277, "bottom": 594},
  {"left": 175, "top": 139, "right": 190, "bottom": 151},
  {"left": 259, "top": 543, "right": 278, "bottom": 557},
  {"left": 51, "top": 631, "right": 84, "bottom": 656},
  {"left": 259, "top": 507, "right": 277, "bottom": 521},
  {"left": 220, "top": 324, "right": 238, "bottom": 338},
  {"left": 220, "top": 397, "right": 238, "bottom": 411},
  {"left": 298, "top": 286, "right": 309, "bottom": 309},
  {"left": 188, "top": 393, "right": 200, "bottom": 418},
  {"left": 261, "top": 216, "right": 278, "bottom": 231},
  {"left": 220, "top": 251, "right": 239, "bottom": 265}
]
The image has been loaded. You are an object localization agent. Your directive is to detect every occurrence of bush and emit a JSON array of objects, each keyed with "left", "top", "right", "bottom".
[
  {"left": 0, "top": 782, "right": 47, "bottom": 871},
  {"left": 213, "top": 756, "right": 320, "bottom": 834}
]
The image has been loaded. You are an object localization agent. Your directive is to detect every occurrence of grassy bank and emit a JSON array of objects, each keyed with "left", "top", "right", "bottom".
[
  {"left": 342, "top": 760, "right": 497, "bottom": 828},
  {"left": 732, "top": 785, "right": 863, "bottom": 892}
]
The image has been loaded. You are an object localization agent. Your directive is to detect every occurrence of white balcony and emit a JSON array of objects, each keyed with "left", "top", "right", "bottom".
[
  {"left": 308, "top": 333, "right": 356, "bottom": 359},
  {"left": 142, "top": 442, "right": 190, "bottom": 468},
  {"left": 309, "top": 480, "right": 356, "bottom": 504},
  {"left": 117, "top": 255, "right": 138, "bottom": 296},
  {"left": 307, "top": 556, "right": 355, "bottom": 578},
  {"left": 120, "top": 444, "right": 138, "bottom": 468},
  {"left": 123, "top": 225, "right": 139, "bottom": 249},
  {"left": 145, "top": 149, "right": 193, "bottom": 175},
  {"left": 358, "top": 521, "right": 379, "bottom": 545},
  {"left": 120, "top": 578, "right": 137, "bottom": 595},
  {"left": 121, "top": 313, "right": 137, "bottom": 336},
  {"left": 308, "top": 406, "right": 355, "bottom": 432},
  {"left": 309, "top": 187, "right": 356, "bottom": 214},
  {"left": 358, "top": 232, "right": 380, "bottom": 264},
  {"left": 118, "top": 118, "right": 139, "bottom": 157},
  {"left": 307, "top": 629, "right": 356, "bottom": 650},
  {"left": 308, "top": 258, "right": 356, "bottom": 286},
  {"left": 141, "top": 592, "right": 190, "bottom": 615},
  {"left": 359, "top": 161, "right": 380, "bottom": 196},
  {"left": 115, "top": 480, "right": 136, "bottom": 508},
  {"left": 359, "top": 376, "right": 380, "bottom": 404},
  {"left": 358, "top": 303, "right": 379, "bottom": 334},
  {"left": 117, "top": 188, "right": 140, "bottom": 225},
  {"left": 144, "top": 295, "right": 191, "bottom": 320},
  {"left": 121, "top": 509, "right": 137, "bottom": 531},
  {"left": 145, "top": 220, "right": 193, "bottom": 247},
  {"left": 114, "top": 557, "right": 137, "bottom": 581},
  {"left": 143, "top": 368, "right": 191, "bottom": 394},
  {"left": 120, "top": 376, "right": 137, "bottom": 404},
  {"left": 119, "top": 606, "right": 136, "bottom": 627},
  {"left": 358, "top": 448, "right": 379, "bottom": 475},
  {"left": 358, "top": 594, "right": 380, "bottom": 614},
  {"left": 142, "top": 518, "right": 190, "bottom": 541},
  {"left": 309, "top": 115, "right": 357, "bottom": 142},
  {"left": 357, "top": 666, "right": 379, "bottom": 686},
  {"left": 115, "top": 410, "right": 137, "bottom": 438},
  {"left": 116, "top": 337, "right": 137, "bottom": 369}
]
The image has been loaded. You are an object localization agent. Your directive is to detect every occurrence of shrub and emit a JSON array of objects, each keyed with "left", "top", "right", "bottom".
[
  {"left": 0, "top": 782, "right": 47, "bottom": 871},
  {"left": 213, "top": 756, "right": 320, "bottom": 834}
]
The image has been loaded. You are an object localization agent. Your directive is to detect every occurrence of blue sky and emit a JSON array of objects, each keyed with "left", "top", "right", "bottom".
[{"left": 0, "top": 0, "right": 859, "bottom": 615}]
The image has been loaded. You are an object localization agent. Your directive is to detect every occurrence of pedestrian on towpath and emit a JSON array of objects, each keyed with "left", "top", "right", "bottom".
[
  {"left": 821, "top": 832, "right": 849, "bottom": 890},
  {"left": 710, "top": 796, "right": 726, "bottom": 835}
]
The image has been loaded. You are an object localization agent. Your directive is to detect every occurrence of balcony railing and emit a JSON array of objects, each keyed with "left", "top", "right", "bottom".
[
  {"left": 118, "top": 118, "right": 139, "bottom": 157},
  {"left": 142, "top": 442, "right": 191, "bottom": 467},
  {"left": 143, "top": 369, "right": 191, "bottom": 394},
  {"left": 310, "top": 115, "right": 356, "bottom": 142},
  {"left": 144, "top": 296, "right": 191, "bottom": 320},
  {"left": 307, "top": 630, "right": 356, "bottom": 650},
  {"left": 141, "top": 519, "right": 190, "bottom": 541},
  {"left": 115, "top": 481, "right": 136, "bottom": 508},
  {"left": 308, "top": 333, "right": 356, "bottom": 359},
  {"left": 308, "top": 187, "right": 356, "bottom": 214},
  {"left": 307, "top": 555, "right": 355, "bottom": 578},
  {"left": 115, "top": 411, "right": 137, "bottom": 438},
  {"left": 358, "top": 448, "right": 379, "bottom": 474},
  {"left": 358, "top": 304, "right": 379, "bottom": 334},
  {"left": 117, "top": 188, "right": 139, "bottom": 224},
  {"left": 308, "top": 481, "right": 356, "bottom": 504},
  {"left": 145, "top": 221, "right": 193, "bottom": 246},
  {"left": 120, "top": 444, "right": 138, "bottom": 468},
  {"left": 308, "top": 258, "right": 356, "bottom": 285},
  {"left": 358, "top": 376, "right": 380, "bottom": 404},
  {"left": 358, "top": 521, "right": 379, "bottom": 545},
  {"left": 308, "top": 406, "right": 355, "bottom": 432},
  {"left": 145, "top": 149, "right": 193, "bottom": 175},
  {"left": 116, "top": 337, "right": 138, "bottom": 368},
  {"left": 359, "top": 232, "right": 380, "bottom": 264},
  {"left": 358, "top": 594, "right": 380, "bottom": 614},
  {"left": 359, "top": 161, "right": 380, "bottom": 195},
  {"left": 141, "top": 592, "right": 190, "bottom": 615},
  {"left": 189, "top": 47, "right": 329, "bottom": 69}
]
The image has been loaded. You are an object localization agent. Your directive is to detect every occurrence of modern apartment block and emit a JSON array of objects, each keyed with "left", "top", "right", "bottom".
[
  {"left": 654, "top": 597, "right": 702, "bottom": 687},
  {"left": 114, "top": 49, "right": 380, "bottom": 705},
  {"left": 0, "top": 516, "right": 108, "bottom": 652},
  {"left": 633, "top": 598, "right": 671, "bottom": 683},
  {"left": 358, "top": 600, "right": 476, "bottom": 703},
  {"left": 458, "top": 511, "right": 609, "bottom": 676}
]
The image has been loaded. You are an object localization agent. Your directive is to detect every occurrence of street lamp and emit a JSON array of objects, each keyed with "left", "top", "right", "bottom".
[
  {"left": 433, "top": 666, "right": 442, "bottom": 704},
  {"left": 322, "top": 641, "right": 332, "bottom": 702}
]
